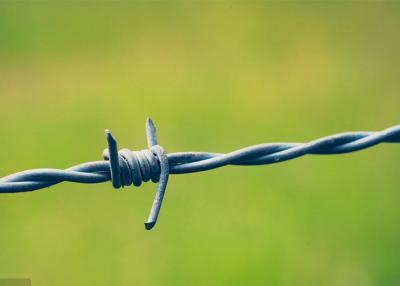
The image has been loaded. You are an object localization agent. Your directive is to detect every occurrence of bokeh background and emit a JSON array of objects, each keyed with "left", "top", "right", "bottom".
[{"left": 0, "top": 2, "right": 399, "bottom": 286}]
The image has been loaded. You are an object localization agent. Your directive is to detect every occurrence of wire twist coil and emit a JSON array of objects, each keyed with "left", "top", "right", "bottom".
[{"left": 0, "top": 118, "right": 399, "bottom": 230}]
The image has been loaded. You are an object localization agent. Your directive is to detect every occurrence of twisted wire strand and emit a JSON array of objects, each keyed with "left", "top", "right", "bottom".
[
  {"left": 1, "top": 125, "right": 399, "bottom": 191},
  {"left": 0, "top": 119, "right": 399, "bottom": 229}
]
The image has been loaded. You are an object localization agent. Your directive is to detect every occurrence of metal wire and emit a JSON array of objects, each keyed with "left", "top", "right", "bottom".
[{"left": 1, "top": 118, "right": 399, "bottom": 229}]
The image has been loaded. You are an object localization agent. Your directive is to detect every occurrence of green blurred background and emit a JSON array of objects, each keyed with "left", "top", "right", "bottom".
[{"left": 0, "top": 2, "right": 399, "bottom": 286}]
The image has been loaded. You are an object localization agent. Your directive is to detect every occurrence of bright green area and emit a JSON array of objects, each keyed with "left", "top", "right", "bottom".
[{"left": 0, "top": 2, "right": 399, "bottom": 286}]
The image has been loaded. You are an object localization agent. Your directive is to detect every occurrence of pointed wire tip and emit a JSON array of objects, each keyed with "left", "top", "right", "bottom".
[
  {"left": 105, "top": 129, "right": 116, "bottom": 145},
  {"left": 146, "top": 117, "right": 158, "bottom": 147},
  {"left": 146, "top": 117, "right": 156, "bottom": 131},
  {"left": 144, "top": 221, "right": 156, "bottom": 230}
]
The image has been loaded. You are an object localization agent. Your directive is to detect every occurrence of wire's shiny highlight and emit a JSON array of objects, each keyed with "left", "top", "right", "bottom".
[{"left": 1, "top": 118, "right": 399, "bottom": 229}]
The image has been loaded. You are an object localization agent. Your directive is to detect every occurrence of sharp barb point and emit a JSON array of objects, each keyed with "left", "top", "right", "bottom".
[
  {"left": 146, "top": 116, "right": 155, "bottom": 127},
  {"left": 144, "top": 221, "right": 156, "bottom": 230},
  {"left": 105, "top": 130, "right": 116, "bottom": 145},
  {"left": 146, "top": 117, "right": 158, "bottom": 147}
]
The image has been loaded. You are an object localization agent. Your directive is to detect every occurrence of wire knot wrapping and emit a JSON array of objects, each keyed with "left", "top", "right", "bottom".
[
  {"left": 102, "top": 118, "right": 170, "bottom": 230},
  {"left": 103, "top": 148, "right": 162, "bottom": 188},
  {"left": 0, "top": 117, "right": 399, "bottom": 230}
]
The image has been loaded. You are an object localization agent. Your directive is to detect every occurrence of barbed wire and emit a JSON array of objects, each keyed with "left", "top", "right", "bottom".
[{"left": 1, "top": 118, "right": 399, "bottom": 229}]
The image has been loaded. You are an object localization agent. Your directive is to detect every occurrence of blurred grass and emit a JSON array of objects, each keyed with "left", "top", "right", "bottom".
[{"left": 0, "top": 2, "right": 399, "bottom": 286}]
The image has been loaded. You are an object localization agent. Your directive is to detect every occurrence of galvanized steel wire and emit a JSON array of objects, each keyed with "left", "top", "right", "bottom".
[{"left": 1, "top": 118, "right": 399, "bottom": 229}]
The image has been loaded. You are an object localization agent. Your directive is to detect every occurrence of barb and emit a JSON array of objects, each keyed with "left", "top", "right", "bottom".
[{"left": 0, "top": 118, "right": 399, "bottom": 230}]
